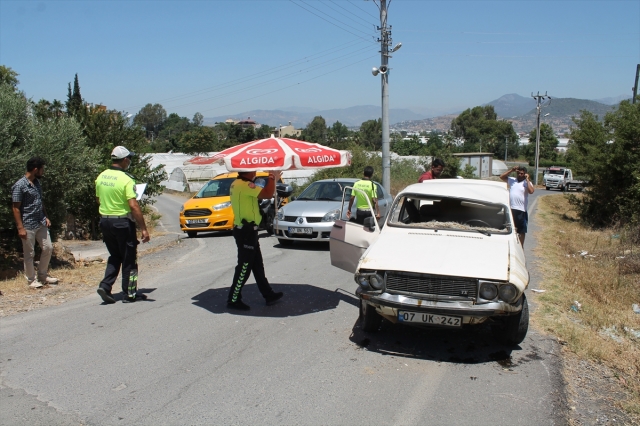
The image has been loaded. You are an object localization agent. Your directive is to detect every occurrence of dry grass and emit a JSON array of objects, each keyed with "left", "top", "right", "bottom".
[
  {"left": 0, "top": 260, "right": 105, "bottom": 317},
  {"left": 534, "top": 194, "right": 640, "bottom": 417}
]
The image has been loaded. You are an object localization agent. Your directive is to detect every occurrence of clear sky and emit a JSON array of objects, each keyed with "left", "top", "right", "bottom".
[{"left": 1, "top": 0, "right": 638, "bottom": 119}]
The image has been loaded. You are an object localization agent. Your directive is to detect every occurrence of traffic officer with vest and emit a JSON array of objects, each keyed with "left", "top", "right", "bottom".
[
  {"left": 227, "top": 170, "right": 284, "bottom": 311},
  {"left": 95, "top": 146, "right": 149, "bottom": 304},
  {"left": 346, "top": 166, "right": 380, "bottom": 224}
]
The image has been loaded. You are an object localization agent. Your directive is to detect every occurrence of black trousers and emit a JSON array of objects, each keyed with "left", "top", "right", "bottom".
[
  {"left": 228, "top": 226, "right": 273, "bottom": 303},
  {"left": 99, "top": 218, "right": 138, "bottom": 295},
  {"left": 355, "top": 209, "right": 373, "bottom": 225}
]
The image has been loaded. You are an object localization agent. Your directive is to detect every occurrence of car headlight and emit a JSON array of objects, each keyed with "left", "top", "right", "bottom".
[
  {"left": 277, "top": 207, "right": 284, "bottom": 220},
  {"left": 355, "top": 272, "right": 385, "bottom": 291},
  {"left": 498, "top": 283, "right": 519, "bottom": 303},
  {"left": 322, "top": 208, "right": 341, "bottom": 222},
  {"left": 479, "top": 281, "right": 498, "bottom": 300},
  {"left": 180, "top": 204, "right": 184, "bottom": 213},
  {"left": 212, "top": 201, "right": 231, "bottom": 211}
]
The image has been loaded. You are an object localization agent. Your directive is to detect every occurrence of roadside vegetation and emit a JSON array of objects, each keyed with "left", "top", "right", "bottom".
[
  {"left": 535, "top": 194, "right": 639, "bottom": 416},
  {"left": 534, "top": 98, "right": 640, "bottom": 419}
]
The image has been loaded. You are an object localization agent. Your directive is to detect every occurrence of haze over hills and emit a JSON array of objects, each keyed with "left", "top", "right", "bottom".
[
  {"left": 204, "top": 93, "right": 628, "bottom": 135},
  {"left": 203, "top": 105, "right": 426, "bottom": 129}
]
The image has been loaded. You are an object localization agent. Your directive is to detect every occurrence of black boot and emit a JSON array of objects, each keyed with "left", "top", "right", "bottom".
[
  {"left": 227, "top": 300, "right": 251, "bottom": 311},
  {"left": 265, "top": 292, "right": 283, "bottom": 306}
]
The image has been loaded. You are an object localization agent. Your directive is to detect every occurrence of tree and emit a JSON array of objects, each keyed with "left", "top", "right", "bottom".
[
  {"left": 0, "top": 65, "right": 19, "bottom": 90},
  {"left": 450, "top": 105, "right": 518, "bottom": 156},
  {"left": 359, "top": 118, "right": 382, "bottom": 150},
  {"left": 567, "top": 101, "right": 640, "bottom": 232},
  {"left": 391, "top": 134, "right": 426, "bottom": 156},
  {"left": 0, "top": 83, "right": 101, "bottom": 240},
  {"left": 179, "top": 126, "right": 217, "bottom": 155},
  {"left": 327, "top": 121, "right": 350, "bottom": 148},
  {"left": 65, "top": 73, "right": 83, "bottom": 117},
  {"left": 522, "top": 123, "right": 558, "bottom": 164},
  {"left": 133, "top": 103, "right": 167, "bottom": 138},
  {"left": 192, "top": 112, "right": 204, "bottom": 127},
  {"left": 301, "top": 116, "right": 327, "bottom": 143}
]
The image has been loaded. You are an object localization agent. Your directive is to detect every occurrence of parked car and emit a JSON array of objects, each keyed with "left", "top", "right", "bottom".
[
  {"left": 330, "top": 179, "right": 530, "bottom": 345},
  {"left": 179, "top": 172, "right": 290, "bottom": 238},
  {"left": 274, "top": 178, "right": 393, "bottom": 246}
]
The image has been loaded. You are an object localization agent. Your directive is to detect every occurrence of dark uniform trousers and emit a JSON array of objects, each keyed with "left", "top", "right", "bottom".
[
  {"left": 228, "top": 225, "right": 274, "bottom": 303},
  {"left": 355, "top": 209, "right": 373, "bottom": 225},
  {"left": 99, "top": 217, "right": 138, "bottom": 295}
]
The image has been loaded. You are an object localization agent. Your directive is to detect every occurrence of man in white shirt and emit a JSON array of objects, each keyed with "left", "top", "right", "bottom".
[{"left": 500, "top": 166, "right": 535, "bottom": 246}]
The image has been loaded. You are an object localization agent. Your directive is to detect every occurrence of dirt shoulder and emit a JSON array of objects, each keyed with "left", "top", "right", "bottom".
[{"left": 532, "top": 194, "right": 639, "bottom": 425}]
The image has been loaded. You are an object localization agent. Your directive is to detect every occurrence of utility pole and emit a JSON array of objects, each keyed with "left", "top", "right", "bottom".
[
  {"left": 633, "top": 64, "right": 639, "bottom": 104},
  {"left": 505, "top": 136, "right": 508, "bottom": 161},
  {"left": 378, "top": 0, "right": 391, "bottom": 194},
  {"left": 532, "top": 91, "right": 549, "bottom": 186}
]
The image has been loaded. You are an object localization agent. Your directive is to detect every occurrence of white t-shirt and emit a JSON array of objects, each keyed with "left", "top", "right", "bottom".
[{"left": 508, "top": 176, "right": 529, "bottom": 212}]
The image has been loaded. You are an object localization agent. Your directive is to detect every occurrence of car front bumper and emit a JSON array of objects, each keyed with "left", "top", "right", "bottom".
[
  {"left": 179, "top": 211, "right": 233, "bottom": 232},
  {"left": 358, "top": 288, "right": 523, "bottom": 325},
  {"left": 274, "top": 220, "right": 334, "bottom": 242}
]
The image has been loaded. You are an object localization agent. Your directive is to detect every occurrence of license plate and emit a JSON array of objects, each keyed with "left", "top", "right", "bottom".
[
  {"left": 288, "top": 227, "right": 312, "bottom": 234},
  {"left": 186, "top": 219, "right": 207, "bottom": 224},
  {"left": 397, "top": 311, "right": 462, "bottom": 327}
]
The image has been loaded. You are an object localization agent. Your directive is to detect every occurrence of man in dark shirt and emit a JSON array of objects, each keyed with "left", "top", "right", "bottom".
[{"left": 11, "top": 157, "right": 58, "bottom": 288}]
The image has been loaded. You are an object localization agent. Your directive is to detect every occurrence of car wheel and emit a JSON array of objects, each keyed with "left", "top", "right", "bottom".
[
  {"left": 277, "top": 238, "right": 294, "bottom": 246},
  {"left": 359, "top": 299, "right": 382, "bottom": 332},
  {"left": 492, "top": 294, "right": 529, "bottom": 345},
  {"left": 187, "top": 231, "right": 198, "bottom": 238},
  {"left": 545, "top": 186, "right": 550, "bottom": 190},
  {"left": 263, "top": 211, "right": 275, "bottom": 235}
]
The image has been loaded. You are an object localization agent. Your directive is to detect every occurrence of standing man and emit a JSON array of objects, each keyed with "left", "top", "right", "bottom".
[
  {"left": 500, "top": 165, "right": 535, "bottom": 246},
  {"left": 227, "top": 170, "right": 284, "bottom": 311},
  {"left": 418, "top": 158, "right": 445, "bottom": 182},
  {"left": 11, "top": 157, "right": 58, "bottom": 288},
  {"left": 346, "top": 166, "right": 380, "bottom": 225},
  {"left": 95, "top": 146, "right": 149, "bottom": 304}
]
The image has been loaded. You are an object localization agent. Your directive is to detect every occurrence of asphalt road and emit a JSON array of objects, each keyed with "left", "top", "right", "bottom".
[{"left": 0, "top": 189, "right": 567, "bottom": 425}]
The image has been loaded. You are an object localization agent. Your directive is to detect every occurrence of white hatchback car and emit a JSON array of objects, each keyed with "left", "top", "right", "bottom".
[{"left": 330, "top": 180, "right": 530, "bottom": 345}]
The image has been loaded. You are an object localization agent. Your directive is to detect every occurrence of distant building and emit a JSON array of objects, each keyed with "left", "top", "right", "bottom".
[
  {"left": 453, "top": 153, "right": 493, "bottom": 179},
  {"left": 237, "top": 117, "right": 260, "bottom": 129},
  {"left": 276, "top": 121, "right": 302, "bottom": 138}
]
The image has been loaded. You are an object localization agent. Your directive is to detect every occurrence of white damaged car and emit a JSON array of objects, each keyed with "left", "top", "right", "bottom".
[{"left": 330, "top": 180, "right": 530, "bottom": 345}]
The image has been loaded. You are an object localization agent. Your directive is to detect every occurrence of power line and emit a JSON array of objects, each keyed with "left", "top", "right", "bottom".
[
  {"left": 347, "top": 0, "right": 379, "bottom": 20},
  {"left": 197, "top": 54, "right": 379, "bottom": 114},
  {"left": 290, "top": 0, "right": 376, "bottom": 41},
  {"left": 165, "top": 45, "right": 375, "bottom": 110},
  {"left": 122, "top": 39, "right": 370, "bottom": 111},
  {"left": 328, "top": 0, "right": 376, "bottom": 27}
]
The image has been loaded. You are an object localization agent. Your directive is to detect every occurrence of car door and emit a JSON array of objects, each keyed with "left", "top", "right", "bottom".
[{"left": 330, "top": 186, "right": 380, "bottom": 273}]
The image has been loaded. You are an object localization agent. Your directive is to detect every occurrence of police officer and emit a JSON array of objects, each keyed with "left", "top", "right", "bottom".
[
  {"left": 95, "top": 146, "right": 150, "bottom": 304},
  {"left": 227, "top": 170, "right": 284, "bottom": 311},
  {"left": 346, "top": 166, "right": 380, "bottom": 225}
]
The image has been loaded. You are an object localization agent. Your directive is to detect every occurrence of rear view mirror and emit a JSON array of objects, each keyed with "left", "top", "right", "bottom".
[{"left": 276, "top": 183, "right": 294, "bottom": 198}]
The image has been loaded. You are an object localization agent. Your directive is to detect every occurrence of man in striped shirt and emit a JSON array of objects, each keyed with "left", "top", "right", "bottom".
[{"left": 11, "top": 157, "right": 58, "bottom": 288}]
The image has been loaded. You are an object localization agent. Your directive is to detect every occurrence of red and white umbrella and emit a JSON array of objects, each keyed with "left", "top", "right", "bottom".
[{"left": 210, "top": 136, "right": 351, "bottom": 171}]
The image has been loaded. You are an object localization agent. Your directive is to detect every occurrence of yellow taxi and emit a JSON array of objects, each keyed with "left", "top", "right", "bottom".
[{"left": 179, "top": 172, "right": 287, "bottom": 238}]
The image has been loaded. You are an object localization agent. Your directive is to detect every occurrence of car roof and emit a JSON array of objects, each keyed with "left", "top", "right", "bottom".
[
  {"left": 314, "top": 178, "right": 359, "bottom": 183},
  {"left": 213, "top": 171, "right": 269, "bottom": 180},
  {"left": 400, "top": 180, "right": 509, "bottom": 205}
]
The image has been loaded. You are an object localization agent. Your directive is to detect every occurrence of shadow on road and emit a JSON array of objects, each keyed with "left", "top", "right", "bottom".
[
  {"left": 191, "top": 283, "right": 358, "bottom": 317},
  {"left": 272, "top": 240, "right": 330, "bottom": 251},
  {"left": 349, "top": 319, "right": 522, "bottom": 366}
]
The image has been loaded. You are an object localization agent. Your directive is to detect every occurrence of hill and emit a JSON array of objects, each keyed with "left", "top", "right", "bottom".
[
  {"left": 391, "top": 97, "right": 617, "bottom": 135},
  {"left": 203, "top": 105, "right": 425, "bottom": 128}
]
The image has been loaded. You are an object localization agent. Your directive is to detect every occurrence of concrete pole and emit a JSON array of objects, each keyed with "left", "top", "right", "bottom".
[
  {"left": 534, "top": 97, "right": 541, "bottom": 186},
  {"left": 505, "top": 136, "right": 508, "bottom": 161},
  {"left": 380, "top": 0, "right": 391, "bottom": 194}
]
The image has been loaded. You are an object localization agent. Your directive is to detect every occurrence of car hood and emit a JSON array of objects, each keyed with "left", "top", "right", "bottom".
[
  {"left": 281, "top": 200, "right": 343, "bottom": 217},
  {"left": 359, "top": 229, "right": 510, "bottom": 281}
]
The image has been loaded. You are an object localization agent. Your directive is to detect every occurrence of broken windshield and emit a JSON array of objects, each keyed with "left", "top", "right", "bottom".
[{"left": 387, "top": 195, "right": 511, "bottom": 234}]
